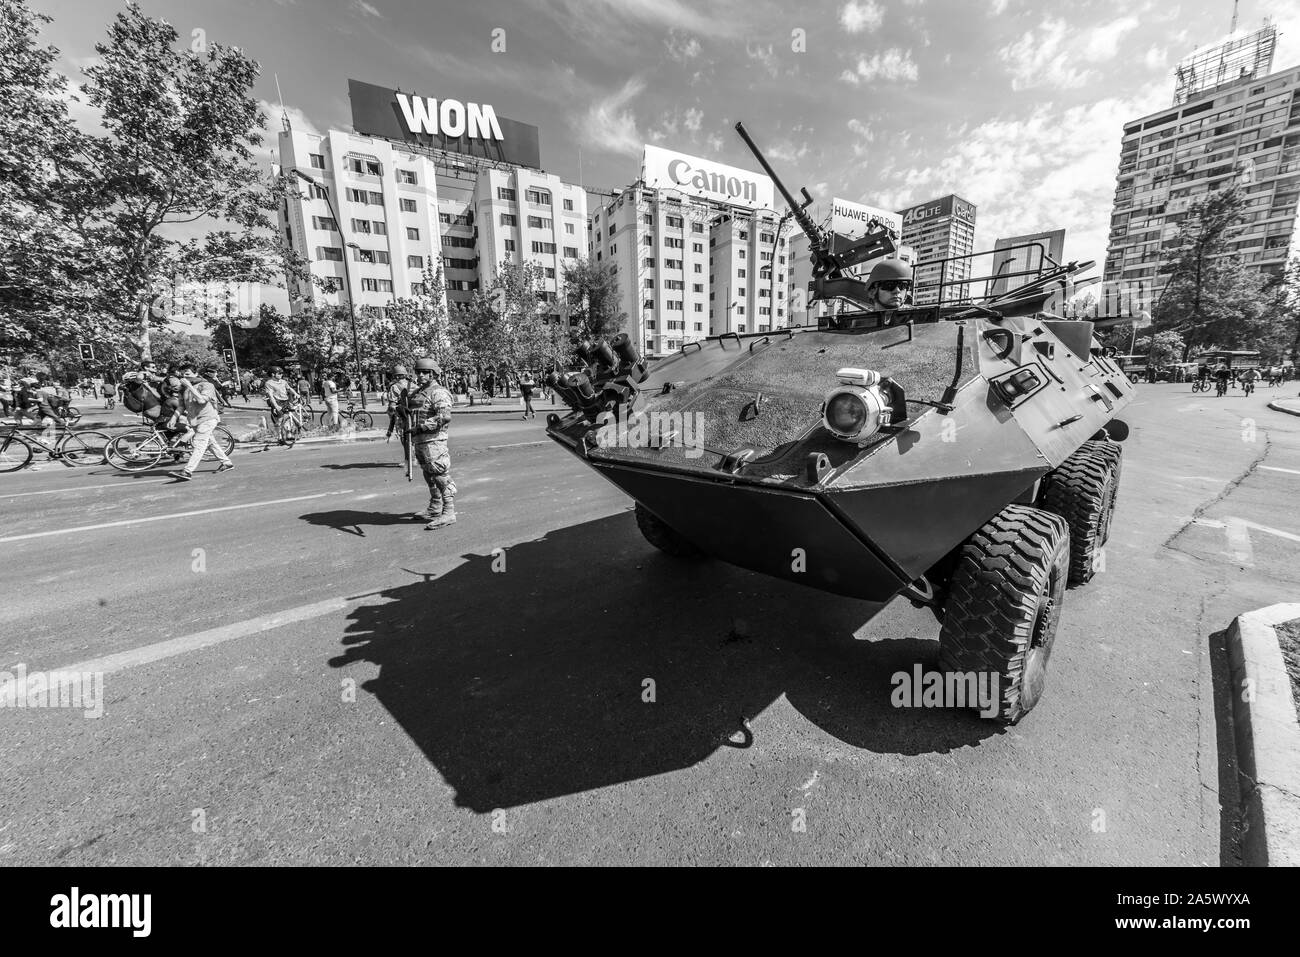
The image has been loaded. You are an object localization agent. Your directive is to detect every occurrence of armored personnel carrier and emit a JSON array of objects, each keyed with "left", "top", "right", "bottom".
[{"left": 544, "top": 123, "right": 1132, "bottom": 723}]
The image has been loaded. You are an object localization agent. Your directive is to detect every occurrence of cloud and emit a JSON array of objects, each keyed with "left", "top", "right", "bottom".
[
  {"left": 840, "top": 1, "right": 884, "bottom": 33},
  {"left": 746, "top": 42, "right": 780, "bottom": 78},
  {"left": 683, "top": 107, "right": 703, "bottom": 132},
  {"left": 1143, "top": 46, "right": 1166, "bottom": 71},
  {"left": 351, "top": 0, "right": 384, "bottom": 18},
  {"left": 990, "top": 0, "right": 1011, "bottom": 14},
  {"left": 1082, "top": 16, "right": 1140, "bottom": 60},
  {"left": 576, "top": 76, "right": 646, "bottom": 156},
  {"left": 666, "top": 32, "right": 701, "bottom": 61},
  {"left": 840, "top": 48, "right": 919, "bottom": 85},
  {"left": 545, "top": 0, "right": 746, "bottom": 40},
  {"left": 999, "top": 15, "right": 1142, "bottom": 91}
]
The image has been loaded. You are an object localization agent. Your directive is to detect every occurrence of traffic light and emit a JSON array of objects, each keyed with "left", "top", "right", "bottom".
[
  {"left": 78, "top": 343, "right": 94, "bottom": 361},
  {"left": 223, "top": 349, "right": 234, "bottom": 364}
]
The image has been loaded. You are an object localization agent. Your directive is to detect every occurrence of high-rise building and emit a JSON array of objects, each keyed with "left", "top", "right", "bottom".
[
  {"left": 591, "top": 146, "right": 789, "bottom": 356},
  {"left": 1104, "top": 23, "right": 1298, "bottom": 299},
  {"left": 896, "top": 195, "right": 978, "bottom": 305},
  {"left": 276, "top": 80, "right": 586, "bottom": 328},
  {"left": 990, "top": 230, "right": 1066, "bottom": 296}
]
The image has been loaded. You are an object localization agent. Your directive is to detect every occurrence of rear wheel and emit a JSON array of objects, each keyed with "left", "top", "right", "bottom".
[
  {"left": 205, "top": 426, "right": 235, "bottom": 461},
  {"left": 938, "top": 504, "right": 1070, "bottom": 724},
  {"left": 0, "top": 433, "right": 34, "bottom": 472},
  {"left": 353, "top": 410, "right": 374, "bottom": 429},
  {"left": 1037, "top": 443, "right": 1117, "bottom": 585},
  {"left": 62, "top": 406, "right": 83, "bottom": 425},
  {"left": 106, "top": 428, "right": 164, "bottom": 472},
  {"left": 634, "top": 502, "right": 703, "bottom": 558},
  {"left": 60, "top": 429, "right": 111, "bottom": 466}
]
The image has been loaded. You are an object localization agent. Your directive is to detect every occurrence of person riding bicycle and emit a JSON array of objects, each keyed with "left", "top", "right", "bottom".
[
  {"left": 1241, "top": 367, "right": 1260, "bottom": 393},
  {"left": 263, "top": 366, "right": 298, "bottom": 425},
  {"left": 1213, "top": 362, "right": 1231, "bottom": 396}
]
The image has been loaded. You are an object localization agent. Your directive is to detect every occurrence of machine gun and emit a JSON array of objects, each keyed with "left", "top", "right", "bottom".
[
  {"left": 734, "top": 121, "right": 900, "bottom": 313},
  {"left": 396, "top": 389, "right": 413, "bottom": 482}
]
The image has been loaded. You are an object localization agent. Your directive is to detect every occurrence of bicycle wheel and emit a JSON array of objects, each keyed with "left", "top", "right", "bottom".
[
  {"left": 0, "top": 433, "right": 34, "bottom": 472},
  {"left": 63, "top": 406, "right": 83, "bottom": 425},
  {"left": 279, "top": 415, "right": 299, "bottom": 448},
  {"left": 106, "top": 429, "right": 165, "bottom": 472},
  {"left": 353, "top": 410, "right": 374, "bottom": 429},
  {"left": 205, "top": 425, "right": 236, "bottom": 461},
  {"left": 59, "top": 429, "right": 111, "bottom": 466}
]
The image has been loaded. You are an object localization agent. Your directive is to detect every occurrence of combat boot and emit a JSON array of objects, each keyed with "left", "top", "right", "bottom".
[{"left": 424, "top": 507, "right": 456, "bottom": 530}]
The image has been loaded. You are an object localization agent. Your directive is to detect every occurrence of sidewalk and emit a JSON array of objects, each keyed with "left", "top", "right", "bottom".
[
  {"left": 221, "top": 396, "right": 567, "bottom": 416},
  {"left": 1269, "top": 397, "right": 1300, "bottom": 417}
]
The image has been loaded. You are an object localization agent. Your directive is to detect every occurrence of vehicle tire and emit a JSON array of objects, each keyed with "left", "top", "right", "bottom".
[
  {"left": 634, "top": 502, "right": 704, "bottom": 558},
  {"left": 937, "top": 504, "right": 1070, "bottom": 724},
  {"left": 106, "top": 429, "right": 164, "bottom": 472},
  {"left": 1083, "top": 438, "right": 1123, "bottom": 539},
  {"left": 0, "top": 433, "right": 34, "bottom": 472},
  {"left": 1037, "top": 444, "right": 1116, "bottom": 585},
  {"left": 353, "top": 411, "right": 374, "bottom": 429},
  {"left": 204, "top": 426, "right": 236, "bottom": 461},
  {"left": 60, "top": 429, "right": 111, "bottom": 466}
]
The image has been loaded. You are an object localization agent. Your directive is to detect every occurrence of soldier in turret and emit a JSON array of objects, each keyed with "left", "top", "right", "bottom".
[{"left": 862, "top": 259, "right": 913, "bottom": 311}]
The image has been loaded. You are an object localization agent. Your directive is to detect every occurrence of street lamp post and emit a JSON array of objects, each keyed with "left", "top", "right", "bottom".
[{"left": 290, "top": 168, "right": 367, "bottom": 409}]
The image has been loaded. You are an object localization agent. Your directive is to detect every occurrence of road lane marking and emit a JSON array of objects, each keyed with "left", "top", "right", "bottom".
[
  {"left": 1261, "top": 466, "right": 1300, "bottom": 476},
  {"left": 0, "top": 489, "right": 356, "bottom": 544},
  {"left": 50, "top": 596, "right": 360, "bottom": 677},
  {"left": 0, "top": 478, "right": 172, "bottom": 499},
  {"left": 1191, "top": 516, "right": 1300, "bottom": 566}
]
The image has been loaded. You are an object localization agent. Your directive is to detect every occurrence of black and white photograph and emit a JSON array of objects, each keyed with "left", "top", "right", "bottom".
[{"left": 1, "top": 0, "right": 1297, "bottom": 927}]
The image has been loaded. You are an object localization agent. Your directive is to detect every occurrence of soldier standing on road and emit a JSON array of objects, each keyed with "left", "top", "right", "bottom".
[
  {"left": 405, "top": 357, "right": 458, "bottom": 530},
  {"left": 386, "top": 364, "right": 412, "bottom": 449}
]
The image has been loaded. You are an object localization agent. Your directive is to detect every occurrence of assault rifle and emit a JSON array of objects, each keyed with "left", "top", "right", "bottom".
[{"left": 734, "top": 121, "right": 900, "bottom": 312}]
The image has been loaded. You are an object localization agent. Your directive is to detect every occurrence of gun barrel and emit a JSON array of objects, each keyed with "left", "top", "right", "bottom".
[{"left": 734, "top": 121, "right": 822, "bottom": 248}]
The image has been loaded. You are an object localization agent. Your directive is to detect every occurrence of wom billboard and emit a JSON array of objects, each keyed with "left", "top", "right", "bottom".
[
  {"left": 642, "top": 145, "right": 774, "bottom": 210},
  {"left": 348, "top": 78, "right": 542, "bottom": 169}
]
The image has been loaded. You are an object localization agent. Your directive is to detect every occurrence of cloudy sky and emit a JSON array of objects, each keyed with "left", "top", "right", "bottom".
[{"left": 33, "top": 0, "right": 1300, "bottom": 275}]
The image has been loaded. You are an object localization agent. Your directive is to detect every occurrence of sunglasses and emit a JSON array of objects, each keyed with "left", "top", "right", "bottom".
[{"left": 877, "top": 281, "right": 911, "bottom": 292}]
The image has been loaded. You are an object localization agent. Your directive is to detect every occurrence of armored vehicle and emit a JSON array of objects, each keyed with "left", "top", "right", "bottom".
[{"left": 544, "top": 123, "right": 1132, "bottom": 723}]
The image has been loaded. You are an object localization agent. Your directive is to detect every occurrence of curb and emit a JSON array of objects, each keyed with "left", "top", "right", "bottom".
[
  {"left": 1226, "top": 602, "right": 1300, "bottom": 866},
  {"left": 233, "top": 429, "right": 389, "bottom": 447},
  {"left": 1268, "top": 400, "right": 1300, "bottom": 418}
]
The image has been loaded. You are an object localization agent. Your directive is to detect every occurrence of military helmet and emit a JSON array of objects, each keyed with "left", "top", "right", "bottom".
[
  {"left": 866, "top": 259, "right": 913, "bottom": 288},
  {"left": 393, "top": 364, "right": 409, "bottom": 376},
  {"left": 414, "top": 357, "right": 441, "bottom": 375}
]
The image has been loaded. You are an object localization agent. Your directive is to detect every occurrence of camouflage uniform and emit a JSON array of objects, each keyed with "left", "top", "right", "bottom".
[{"left": 405, "top": 380, "right": 457, "bottom": 523}]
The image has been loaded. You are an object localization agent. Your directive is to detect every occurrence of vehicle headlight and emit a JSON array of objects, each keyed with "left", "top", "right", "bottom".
[{"left": 823, "top": 385, "right": 890, "bottom": 440}]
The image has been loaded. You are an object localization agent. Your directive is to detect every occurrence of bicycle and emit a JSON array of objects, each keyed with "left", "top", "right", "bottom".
[
  {"left": 332, "top": 401, "right": 374, "bottom": 429},
  {"left": 1215, "top": 378, "right": 1229, "bottom": 397},
  {"left": 0, "top": 424, "right": 112, "bottom": 473},
  {"left": 106, "top": 424, "right": 236, "bottom": 473},
  {"left": 1191, "top": 378, "right": 1210, "bottom": 393},
  {"left": 1243, "top": 379, "right": 1256, "bottom": 397},
  {"left": 277, "top": 401, "right": 311, "bottom": 448}
]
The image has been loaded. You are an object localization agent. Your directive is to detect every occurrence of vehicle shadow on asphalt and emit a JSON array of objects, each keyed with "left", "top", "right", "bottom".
[
  {"left": 324, "top": 511, "right": 1000, "bottom": 812},
  {"left": 318, "top": 462, "right": 403, "bottom": 470}
]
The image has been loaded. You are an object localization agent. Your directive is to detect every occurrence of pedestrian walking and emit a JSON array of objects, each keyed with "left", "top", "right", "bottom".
[
  {"left": 322, "top": 370, "right": 340, "bottom": 430},
  {"left": 100, "top": 380, "right": 116, "bottom": 410},
  {"left": 168, "top": 364, "right": 233, "bottom": 480},
  {"left": 519, "top": 370, "right": 536, "bottom": 419},
  {"left": 404, "top": 358, "right": 458, "bottom": 529}
]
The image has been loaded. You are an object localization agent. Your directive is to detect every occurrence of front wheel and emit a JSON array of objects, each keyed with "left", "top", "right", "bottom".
[
  {"left": 59, "top": 429, "right": 111, "bottom": 466},
  {"left": 279, "top": 416, "right": 300, "bottom": 448},
  {"left": 205, "top": 425, "right": 236, "bottom": 460},
  {"left": 938, "top": 504, "right": 1070, "bottom": 724},
  {"left": 352, "top": 410, "right": 374, "bottom": 429},
  {"left": 62, "top": 406, "right": 83, "bottom": 425},
  {"left": 106, "top": 428, "right": 164, "bottom": 472},
  {"left": 0, "top": 433, "right": 34, "bottom": 472}
]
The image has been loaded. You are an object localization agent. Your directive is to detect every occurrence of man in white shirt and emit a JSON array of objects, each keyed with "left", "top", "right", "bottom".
[{"left": 169, "top": 364, "right": 234, "bottom": 480}]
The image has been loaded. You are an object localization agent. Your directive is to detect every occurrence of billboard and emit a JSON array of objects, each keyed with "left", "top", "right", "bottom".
[
  {"left": 348, "top": 78, "right": 542, "bottom": 169},
  {"left": 641, "top": 145, "right": 774, "bottom": 210},
  {"left": 990, "top": 230, "right": 1066, "bottom": 295},
  {"left": 829, "top": 197, "right": 902, "bottom": 240},
  {"left": 897, "top": 194, "right": 976, "bottom": 228}
]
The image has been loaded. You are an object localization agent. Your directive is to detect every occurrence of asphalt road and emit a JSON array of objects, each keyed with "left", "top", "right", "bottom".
[{"left": 1, "top": 386, "right": 1297, "bottom": 865}]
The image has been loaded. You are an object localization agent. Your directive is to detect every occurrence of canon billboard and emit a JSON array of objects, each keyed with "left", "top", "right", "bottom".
[
  {"left": 641, "top": 145, "right": 774, "bottom": 210},
  {"left": 348, "top": 78, "right": 542, "bottom": 169},
  {"left": 897, "top": 194, "right": 977, "bottom": 227}
]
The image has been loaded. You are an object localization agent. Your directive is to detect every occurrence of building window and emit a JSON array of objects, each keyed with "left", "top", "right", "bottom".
[
  {"left": 312, "top": 216, "right": 338, "bottom": 231},
  {"left": 665, "top": 237, "right": 683, "bottom": 248},
  {"left": 563, "top": 246, "right": 579, "bottom": 258},
  {"left": 317, "top": 246, "right": 343, "bottom": 261},
  {"left": 738, "top": 231, "right": 748, "bottom": 240},
  {"left": 566, "top": 222, "right": 575, "bottom": 234},
  {"left": 738, "top": 249, "right": 746, "bottom": 259},
  {"left": 498, "top": 187, "right": 516, "bottom": 201},
  {"left": 500, "top": 213, "right": 517, "bottom": 227},
  {"left": 738, "top": 268, "right": 747, "bottom": 278},
  {"left": 407, "top": 227, "right": 420, "bottom": 240},
  {"left": 736, "top": 306, "right": 745, "bottom": 315},
  {"left": 439, "top": 212, "right": 472, "bottom": 226},
  {"left": 307, "top": 183, "right": 329, "bottom": 201},
  {"left": 545, "top": 267, "right": 556, "bottom": 278},
  {"left": 443, "top": 236, "right": 475, "bottom": 248},
  {"left": 692, "top": 242, "right": 703, "bottom": 253},
  {"left": 665, "top": 258, "right": 682, "bottom": 269},
  {"left": 527, "top": 215, "right": 553, "bottom": 229},
  {"left": 531, "top": 241, "right": 557, "bottom": 254},
  {"left": 526, "top": 188, "right": 552, "bottom": 205},
  {"left": 350, "top": 217, "right": 371, "bottom": 233},
  {"left": 692, "top": 223, "right": 704, "bottom": 233},
  {"left": 694, "top": 305, "right": 703, "bottom": 314},
  {"left": 373, "top": 221, "right": 387, "bottom": 236},
  {"left": 400, "top": 198, "right": 418, "bottom": 212},
  {"left": 564, "top": 198, "right": 574, "bottom": 211},
  {"left": 645, "top": 278, "right": 655, "bottom": 288},
  {"left": 505, "top": 238, "right": 517, "bottom": 252},
  {"left": 445, "top": 257, "right": 475, "bottom": 270},
  {"left": 411, "top": 282, "right": 427, "bottom": 296},
  {"left": 309, "top": 153, "right": 326, "bottom": 169},
  {"left": 610, "top": 244, "right": 617, "bottom": 254},
  {"left": 760, "top": 232, "right": 774, "bottom": 243},
  {"left": 644, "top": 299, "right": 655, "bottom": 309},
  {"left": 694, "top": 263, "right": 702, "bottom": 273},
  {"left": 643, "top": 213, "right": 653, "bottom": 225},
  {"left": 666, "top": 215, "right": 683, "bottom": 228},
  {"left": 644, "top": 235, "right": 653, "bottom": 246},
  {"left": 407, "top": 255, "right": 424, "bottom": 269},
  {"left": 346, "top": 188, "right": 368, "bottom": 203},
  {"left": 692, "top": 283, "right": 703, "bottom": 293},
  {"left": 398, "top": 169, "right": 417, "bottom": 185}
]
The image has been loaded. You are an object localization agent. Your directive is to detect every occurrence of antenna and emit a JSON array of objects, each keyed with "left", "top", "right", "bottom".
[
  {"left": 275, "top": 73, "right": 290, "bottom": 132},
  {"left": 1230, "top": 0, "right": 1239, "bottom": 33}
]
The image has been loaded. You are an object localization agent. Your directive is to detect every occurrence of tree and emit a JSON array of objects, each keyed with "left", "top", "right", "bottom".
[
  {"left": 149, "top": 329, "right": 225, "bottom": 373},
  {"left": 563, "top": 259, "right": 626, "bottom": 343},
  {"left": 208, "top": 304, "right": 296, "bottom": 373},
  {"left": 1135, "top": 330, "right": 1185, "bottom": 369},
  {"left": 363, "top": 264, "right": 467, "bottom": 375},
  {"left": 1, "top": 1, "right": 303, "bottom": 367}
]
